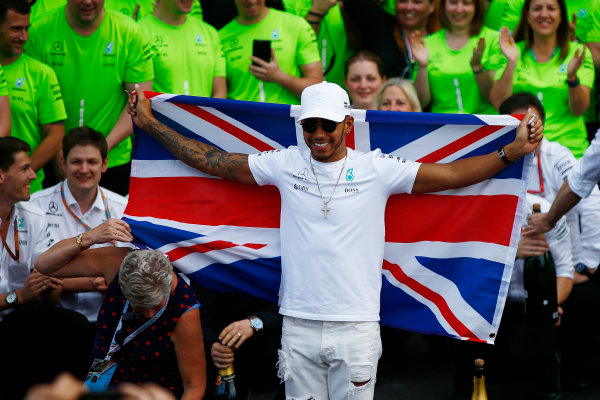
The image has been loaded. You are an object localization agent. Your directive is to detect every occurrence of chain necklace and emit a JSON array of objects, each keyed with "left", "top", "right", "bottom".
[{"left": 309, "top": 153, "right": 347, "bottom": 219}]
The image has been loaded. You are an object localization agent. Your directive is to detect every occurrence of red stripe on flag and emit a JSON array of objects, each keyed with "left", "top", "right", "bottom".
[
  {"left": 346, "top": 124, "right": 355, "bottom": 149},
  {"left": 382, "top": 260, "right": 481, "bottom": 341},
  {"left": 174, "top": 103, "right": 276, "bottom": 152},
  {"left": 385, "top": 193, "right": 518, "bottom": 245},
  {"left": 166, "top": 240, "right": 267, "bottom": 262},
  {"left": 417, "top": 125, "right": 504, "bottom": 163},
  {"left": 127, "top": 176, "right": 281, "bottom": 228}
]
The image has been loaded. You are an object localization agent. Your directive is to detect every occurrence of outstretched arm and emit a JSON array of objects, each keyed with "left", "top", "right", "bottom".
[
  {"left": 526, "top": 179, "right": 582, "bottom": 233},
  {"left": 128, "top": 85, "right": 257, "bottom": 185},
  {"left": 412, "top": 109, "right": 543, "bottom": 194}
]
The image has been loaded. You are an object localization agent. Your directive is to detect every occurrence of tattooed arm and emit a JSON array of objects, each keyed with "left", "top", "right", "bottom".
[{"left": 128, "top": 85, "right": 257, "bottom": 185}]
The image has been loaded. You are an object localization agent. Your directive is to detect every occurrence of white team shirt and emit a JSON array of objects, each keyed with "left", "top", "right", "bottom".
[
  {"left": 249, "top": 147, "right": 420, "bottom": 321},
  {"left": 0, "top": 201, "right": 52, "bottom": 320},
  {"left": 528, "top": 138, "right": 600, "bottom": 269},
  {"left": 508, "top": 194, "right": 573, "bottom": 301},
  {"left": 569, "top": 127, "right": 600, "bottom": 198},
  {"left": 30, "top": 181, "right": 129, "bottom": 322}
]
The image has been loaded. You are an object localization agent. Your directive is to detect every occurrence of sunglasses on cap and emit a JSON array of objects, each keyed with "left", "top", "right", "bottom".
[{"left": 300, "top": 118, "right": 341, "bottom": 134}]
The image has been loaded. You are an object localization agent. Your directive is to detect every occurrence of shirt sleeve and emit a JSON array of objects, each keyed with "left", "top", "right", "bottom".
[
  {"left": 546, "top": 215, "right": 574, "bottom": 279},
  {"left": 248, "top": 149, "right": 288, "bottom": 187},
  {"left": 294, "top": 17, "right": 321, "bottom": 66},
  {"left": 372, "top": 150, "right": 421, "bottom": 195},
  {"left": 38, "top": 65, "right": 67, "bottom": 125},
  {"left": 568, "top": 132, "right": 600, "bottom": 198},
  {"left": 124, "top": 23, "right": 154, "bottom": 83}
]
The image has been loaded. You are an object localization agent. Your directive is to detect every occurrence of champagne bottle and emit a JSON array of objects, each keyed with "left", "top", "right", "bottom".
[
  {"left": 523, "top": 203, "right": 559, "bottom": 324},
  {"left": 214, "top": 365, "right": 237, "bottom": 399},
  {"left": 471, "top": 358, "right": 488, "bottom": 400}
]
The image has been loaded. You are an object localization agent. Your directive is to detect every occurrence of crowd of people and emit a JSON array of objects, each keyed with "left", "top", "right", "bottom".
[{"left": 0, "top": 0, "right": 599, "bottom": 399}]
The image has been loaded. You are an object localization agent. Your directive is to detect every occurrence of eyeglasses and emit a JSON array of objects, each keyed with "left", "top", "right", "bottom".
[{"left": 301, "top": 118, "right": 341, "bottom": 134}]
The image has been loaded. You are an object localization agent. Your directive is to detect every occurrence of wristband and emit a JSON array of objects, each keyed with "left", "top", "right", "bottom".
[
  {"left": 308, "top": 10, "right": 325, "bottom": 18},
  {"left": 567, "top": 77, "right": 580, "bottom": 88},
  {"left": 497, "top": 144, "right": 513, "bottom": 165}
]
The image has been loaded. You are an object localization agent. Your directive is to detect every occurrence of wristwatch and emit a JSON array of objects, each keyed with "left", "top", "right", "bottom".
[
  {"left": 575, "top": 263, "right": 594, "bottom": 278},
  {"left": 6, "top": 291, "right": 18, "bottom": 307},
  {"left": 248, "top": 315, "right": 264, "bottom": 333}
]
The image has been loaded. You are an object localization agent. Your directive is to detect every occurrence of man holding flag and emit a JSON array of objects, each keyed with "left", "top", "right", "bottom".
[{"left": 128, "top": 81, "right": 543, "bottom": 400}]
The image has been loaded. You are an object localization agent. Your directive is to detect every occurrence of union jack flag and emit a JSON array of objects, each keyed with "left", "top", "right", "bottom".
[{"left": 125, "top": 92, "right": 531, "bottom": 344}]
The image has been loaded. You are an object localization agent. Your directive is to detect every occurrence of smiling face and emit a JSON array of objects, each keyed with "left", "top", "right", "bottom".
[
  {"left": 343, "top": 59, "right": 385, "bottom": 110},
  {"left": 66, "top": 0, "right": 105, "bottom": 25},
  {"left": 379, "top": 85, "right": 414, "bottom": 112},
  {"left": 0, "top": 9, "right": 29, "bottom": 60},
  {"left": 63, "top": 144, "right": 107, "bottom": 196},
  {"left": 234, "top": 0, "right": 268, "bottom": 23},
  {"left": 444, "top": 0, "right": 476, "bottom": 31},
  {"left": 395, "top": 0, "right": 435, "bottom": 31},
  {"left": 527, "top": 0, "right": 561, "bottom": 37},
  {"left": 0, "top": 151, "right": 36, "bottom": 203},
  {"left": 302, "top": 117, "right": 353, "bottom": 163}
]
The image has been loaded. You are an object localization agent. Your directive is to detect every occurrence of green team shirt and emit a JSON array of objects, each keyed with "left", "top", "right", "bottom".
[
  {"left": 139, "top": 14, "right": 225, "bottom": 96},
  {"left": 30, "top": 0, "right": 65, "bottom": 24},
  {"left": 26, "top": 7, "right": 154, "bottom": 168},
  {"left": 5, "top": 54, "right": 67, "bottom": 193},
  {"left": 484, "top": 0, "right": 522, "bottom": 32},
  {"left": 0, "top": 65, "right": 7, "bottom": 96},
  {"left": 424, "top": 27, "right": 505, "bottom": 114},
  {"left": 219, "top": 8, "right": 320, "bottom": 104},
  {"left": 105, "top": 0, "right": 155, "bottom": 21},
  {"left": 495, "top": 42, "right": 594, "bottom": 158},
  {"left": 282, "top": 1, "right": 353, "bottom": 87}
]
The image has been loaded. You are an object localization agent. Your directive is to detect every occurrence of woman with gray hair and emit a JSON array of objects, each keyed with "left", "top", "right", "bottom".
[
  {"left": 377, "top": 78, "right": 422, "bottom": 113},
  {"left": 34, "top": 219, "right": 206, "bottom": 400}
]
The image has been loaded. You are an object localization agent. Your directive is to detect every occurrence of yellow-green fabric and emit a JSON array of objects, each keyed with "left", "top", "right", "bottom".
[
  {"left": 5, "top": 54, "right": 67, "bottom": 193},
  {"left": 483, "top": 0, "right": 522, "bottom": 32},
  {"left": 105, "top": 0, "right": 155, "bottom": 20},
  {"left": 26, "top": 7, "right": 153, "bottom": 168},
  {"left": 139, "top": 14, "right": 225, "bottom": 96},
  {"left": 494, "top": 42, "right": 595, "bottom": 158},
  {"left": 423, "top": 27, "right": 505, "bottom": 114},
  {"left": 282, "top": 0, "right": 353, "bottom": 87},
  {"left": 30, "top": 0, "right": 65, "bottom": 24},
  {"left": 219, "top": 8, "right": 320, "bottom": 104}
]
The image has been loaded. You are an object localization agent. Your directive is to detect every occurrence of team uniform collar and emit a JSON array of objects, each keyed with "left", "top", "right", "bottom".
[{"left": 61, "top": 180, "right": 105, "bottom": 216}]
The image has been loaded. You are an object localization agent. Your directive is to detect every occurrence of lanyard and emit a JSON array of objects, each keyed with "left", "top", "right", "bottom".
[
  {"left": 0, "top": 217, "right": 19, "bottom": 262},
  {"left": 105, "top": 299, "right": 168, "bottom": 361},
  {"left": 60, "top": 182, "right": 111, "bottom": 230},
  {"left": 527, "top": 153, "right": 545, "bottom": 196}
]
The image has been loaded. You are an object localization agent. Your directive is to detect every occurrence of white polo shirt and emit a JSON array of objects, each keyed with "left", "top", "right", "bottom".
[
  {"left": 30, "top": 181, "right": 129, "bottom": 322},
  {"left": 569, "top": 128, "right": 600, "bottom": 198},
  {"left": 249, "top": 147, "right": 420, "bottom": 322},
  {"left": 0, "top": 201, "right": 52, "bottom": 321}
]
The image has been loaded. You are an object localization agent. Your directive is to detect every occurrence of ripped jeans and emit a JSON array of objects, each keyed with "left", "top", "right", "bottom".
[{"left": 278, "top": 316, "right": 382, "bottom": 400}]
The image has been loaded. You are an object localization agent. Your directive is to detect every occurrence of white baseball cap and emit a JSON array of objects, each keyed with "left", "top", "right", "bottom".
[{"left": 297, "top": 81, "right": 352, "bottom": 123}]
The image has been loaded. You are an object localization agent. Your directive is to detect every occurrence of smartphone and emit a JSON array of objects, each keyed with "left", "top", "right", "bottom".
[{"left": 252, "top": 39, "right": 271, "bottom": 65}]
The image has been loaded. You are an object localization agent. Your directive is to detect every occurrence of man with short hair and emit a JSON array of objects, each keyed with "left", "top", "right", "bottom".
[
  {"left": 129, "top": 81, "right": 543, "bottom": 399},
  {"left": 0, "top": 137, "right": 56, "bottom": 318},
  {"left": 0, "top": 0, "right": 67, "bottom": 193},
  {"left": 219, "top": 0, "right": 322, "bottom": 104},
  {"left": 25, "top": 0, "right": 153, "bottom": 195},
  {"left": 138, "top": 0, "right": 226, "bottom": 97},
  {"left": 31, "top": 126, "right": 129, "bottom": 326}
]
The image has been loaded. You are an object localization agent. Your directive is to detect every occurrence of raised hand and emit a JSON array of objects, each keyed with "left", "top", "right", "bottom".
[
  {"left": 567, "top": 48, "right": 584, "bottom": 81},
  {"left": 409, "top": 30, "right": 429, "bottom": 66},
  {"left": 499, "top": 27, "right": 518, "bottom": 64},
  {"left": 470, "top": 37, "right": 485, "bottom": 72}
]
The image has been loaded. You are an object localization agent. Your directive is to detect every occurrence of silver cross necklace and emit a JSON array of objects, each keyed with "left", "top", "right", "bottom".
[{"left": 309, "top": 153, "right": 347, "bottom": 219}]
